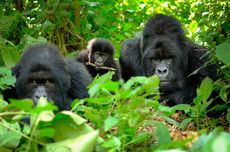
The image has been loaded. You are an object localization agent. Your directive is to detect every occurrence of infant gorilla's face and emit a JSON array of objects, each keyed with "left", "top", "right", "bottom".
[{"left": 93, "top": 51, "right": 109, "bottom": 67}]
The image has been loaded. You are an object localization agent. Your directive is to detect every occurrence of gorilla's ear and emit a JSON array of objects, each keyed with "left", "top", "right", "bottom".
[{"left": 12, "top": 65, "right": 20, "bottom": 78}]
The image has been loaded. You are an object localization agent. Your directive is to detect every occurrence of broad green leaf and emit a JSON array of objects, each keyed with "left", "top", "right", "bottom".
[
  {"left": 104, "top": 116, "right": 119, "bottom": 132},
  {"left": 215, "top": 43, "right": 230, "bottom": 64},
  {"left": 199, "top": 77, "right": 213, "bottom": 102},
  {"left": 38, "top": 127, "right": 55, "bottom": 138},
  {"left": 204, "top": 130, "right": 230, "bottom": 152},
  {"left": 0, "top": 42, "right": 19, "bottom": 68},
  {"left": 46, "top": 130, "right": 99, "bottom": 152},
  {"left": 156, "top": 123, "right": 172, "bottom": 145},
  {"left": 9, "top": 99, "right": 33, "bottom": 111},
  {"left": 193, "top": 95, "right": 202, "bottom": 105},
  {"left": 101, "top": 81, "right": 119, "bottom": 92},
  {"left": 0, "top": 119, "right": 21, "bottom": 148},
  {"left": 60, "top": 111, "right": 87, "bottom": 125},
  {"left": 39, "top": 111, "right": 55, "bottom": 122},
  {"left": 53, "top": 112, "right": 94, "bottom": 141}
]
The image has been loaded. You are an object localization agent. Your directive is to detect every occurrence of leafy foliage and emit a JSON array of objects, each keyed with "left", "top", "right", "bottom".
[{"left": 0, "top": 0, "right": 229, "bottom": 151}]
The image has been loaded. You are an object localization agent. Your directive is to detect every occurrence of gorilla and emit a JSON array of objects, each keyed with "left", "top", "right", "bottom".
[
  {"left": 120, "top": 14, "right": 217, "bottom": 104},
  {"left": 7, "top": 44, "right": 92, "bottom": 110},
  {"left": 76, "top": 38, "right": 121, "bottom": 81}
]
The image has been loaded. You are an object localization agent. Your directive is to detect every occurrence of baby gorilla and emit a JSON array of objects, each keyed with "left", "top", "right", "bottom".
[
  {"left": 12, "top": 44, "right": 92, "bottom": 110},
  {"left": 76, "top": 38, "right": 121, "bottom": 81}
]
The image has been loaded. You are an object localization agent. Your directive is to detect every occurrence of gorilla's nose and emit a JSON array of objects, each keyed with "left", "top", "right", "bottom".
[
  {"left": 33, "top": 86, "right": 48, "bottom": 103},
  {"left": 156, "top": 66, "right": 169, "bottom": 77}
]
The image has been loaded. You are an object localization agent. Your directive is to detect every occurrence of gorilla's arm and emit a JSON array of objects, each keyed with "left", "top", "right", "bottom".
[
  {"left": 186, "top": 41, "right": 218, "bottom": 82},
  {"left": 76, "top": 50, "right": 88, "bottom": 65},
  {"left": 119, "top": 37, "right": 143, "bottom": 81}
]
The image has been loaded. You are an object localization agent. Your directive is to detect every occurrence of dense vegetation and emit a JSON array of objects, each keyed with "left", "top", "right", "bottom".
[{"left": 0, "top": 0, "right": 229, "bottom": 151}]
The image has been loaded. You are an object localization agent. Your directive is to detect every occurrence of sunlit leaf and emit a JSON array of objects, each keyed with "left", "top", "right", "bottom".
[
  {"left": 156, "top": 123, "right": 172, "bottom": 145},
  {"left": 104, "top": 116, "right": 119, "bottom": 132},
  {"left": 199, "top": 77, "right": 213, "bottom": 102},
  {"left": 0, "top": 119, "right": 21, "bottom": 148},
  {"left": 215, "top": 43, "right": 230, "bottom": 64}
]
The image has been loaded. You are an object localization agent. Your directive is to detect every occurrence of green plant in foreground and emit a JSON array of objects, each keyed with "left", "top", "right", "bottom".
[{"left": 0, "top": 97, "right": 99, "bottom": 152}]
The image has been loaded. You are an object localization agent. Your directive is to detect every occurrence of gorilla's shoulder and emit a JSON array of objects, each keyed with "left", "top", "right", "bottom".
[{"left": 67, "top": 60, "right": 92, "bottom": 85}]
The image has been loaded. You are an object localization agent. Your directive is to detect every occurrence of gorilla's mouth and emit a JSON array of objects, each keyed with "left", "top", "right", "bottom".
[
  {"left": 160, "top": 80, "right": 171, "bottom": 86},
  {"left": 95, "top": 62, "right": 103, "bottom": 67}
]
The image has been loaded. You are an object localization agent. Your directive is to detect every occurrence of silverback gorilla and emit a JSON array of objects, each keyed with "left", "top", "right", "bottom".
[
  {"left": 76, "top": 38, "right": 121, "bottom": 81},
  {"left": 120, "top": 14, "right": 217, "bottom": 104},
  {"left": 11, "top": 44, "right": 92, "bottom": 110}
]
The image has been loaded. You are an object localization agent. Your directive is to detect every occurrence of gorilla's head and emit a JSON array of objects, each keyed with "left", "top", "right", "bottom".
[
  {"left": 13, "top": 45, "right": 71, "bottom": 107},
  {"left": 88, "top": 38, "right": 115, "bottom": 67},
  {"left": 141, "top": 14, "right": 188, "bottom": 92}
]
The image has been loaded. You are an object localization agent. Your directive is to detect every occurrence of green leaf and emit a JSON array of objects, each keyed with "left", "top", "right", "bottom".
[
  {"left": 189, "top": 20, "right": 198, "bottom": 33},
  {"left": 39, "top": 111, "right": 55, "bottom": 122},
  {"left": 172, "top": 104, "right": 193, "bottom": 113},
  {"left": 1, "top": 42, "right": 20, "bottom": 68},
  {"left": 215, "top": 43, "right": 230, "bottom": 64},
  {"left": 102, "top": 136, "right": 121, "bottom": 149},
  {"left": 104, "top": 116, "right": 119, "bottom": 132},
  {"left": 127, "top": 132, "right": 151, "bottom": 145},
  {"left": 204, "top": 130, "right": 230, "bottom": 152},
  {"left": 156, "top": 123, "right": 172, "bottom": 145},
  {"left": 199, "top": 77, "right": 213, "bottom": 102},
  {"left": 193, "top": 95, "right": 202, "bottom": 105},
  {"left": 101, "top": 81, "right": 119, "bottom": 92},
  {"left": 46, "top": 130, "right": 99, "bottom": 152},
  {"left": 53, "top": 111, "right": 94, "bottom": 141},
  {"left": 9, "top": 99, "right": 33, "bottom": 111},
  {"left": 38, "top": 127, "right": 55, "bottom": 138},
  {"left": 227, "top": 108, "right": 230, "bottom": 124},
  {"left": 60, "top": 111, "right": 87, "bottom": 125},
  {"left": 179, "top": 118, "right": 193, "bottom": 129},
  {"left": 0, "top": 119, "right": 21, "bottom": 148}
]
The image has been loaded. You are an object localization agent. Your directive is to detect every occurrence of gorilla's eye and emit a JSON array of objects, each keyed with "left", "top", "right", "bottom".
[
  {"left": 44, "top": 79, "right": 54, "bottom": 87},
  {"left": 102, "top": 54, "right": 108, "bottom": 59},
  {"left": 30, "top": 80, "right": 37, "bottom": 84},
  {"left": 29, "top": 79, "right": 38, "bottom": 87},
  {"left": 94, "top": 52, "right": 100, "bottom": 57}
]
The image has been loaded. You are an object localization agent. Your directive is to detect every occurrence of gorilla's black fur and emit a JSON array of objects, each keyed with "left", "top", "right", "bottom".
[
  {"left": 120, "top": 14, "right": 217, "bottom": 104},
  {"left": 7, "top": 44, "right": 92, "bottom": 110}
]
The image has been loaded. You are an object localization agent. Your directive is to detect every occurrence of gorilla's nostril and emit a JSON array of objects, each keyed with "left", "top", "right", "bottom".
[
  {"left": 163, "top": 69, "right": 168, "bottom": 74},
  {"left": 157, "top": 69, "right": 162, "bottom": 74}
]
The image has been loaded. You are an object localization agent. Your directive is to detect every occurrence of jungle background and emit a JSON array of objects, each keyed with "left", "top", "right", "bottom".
[{"left": 0, "top": 0, "right": 230, "bottom": 152}]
